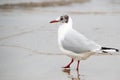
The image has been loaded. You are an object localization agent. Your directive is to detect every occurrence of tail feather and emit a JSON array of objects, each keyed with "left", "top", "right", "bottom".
[{"left": 101, "top": 47, "right": 119, "bottom": 53}]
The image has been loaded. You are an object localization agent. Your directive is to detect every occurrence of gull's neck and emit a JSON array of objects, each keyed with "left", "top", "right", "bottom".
[{"left": 58, "top": 17, "right": 73, "bottom": 41}]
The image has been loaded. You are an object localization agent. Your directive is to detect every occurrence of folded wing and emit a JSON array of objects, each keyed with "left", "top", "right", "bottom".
[{"left": 61, "top": 29, "right": 101, "bottom": 53}]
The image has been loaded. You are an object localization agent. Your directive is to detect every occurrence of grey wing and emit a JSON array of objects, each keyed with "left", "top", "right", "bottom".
[{"left": 61, "top": 30, "right": 101, "bottom": 53}]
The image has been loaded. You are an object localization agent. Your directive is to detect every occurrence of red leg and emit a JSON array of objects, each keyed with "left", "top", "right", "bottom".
[
  {"left": 76, "top": 60, "right": 80, "bottom": 70},
  {"left": 62, "top": 58, "right": 74, "bottom": 68}
]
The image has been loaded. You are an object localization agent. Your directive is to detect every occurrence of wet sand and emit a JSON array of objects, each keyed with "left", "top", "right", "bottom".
[
  {"left": 0, "top": 0, "right": 89, "bottom": 9},
  {"left": 0, "top": 1, "right": 120, "bottom": 80}
]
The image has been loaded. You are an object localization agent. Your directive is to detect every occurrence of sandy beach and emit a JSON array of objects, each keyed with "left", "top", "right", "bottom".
[{"left": 0, "top": 0, "right": 120, "bottom": 80}]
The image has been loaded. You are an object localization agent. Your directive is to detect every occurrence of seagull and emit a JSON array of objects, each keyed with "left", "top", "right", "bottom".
[{"left": 50, "top": 15, "right": 119, "bottom": 70}]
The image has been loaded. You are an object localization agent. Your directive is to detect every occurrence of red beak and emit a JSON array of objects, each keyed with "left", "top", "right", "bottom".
[{"left": 50, "top": 20, "right": 59, "bottom": 23}]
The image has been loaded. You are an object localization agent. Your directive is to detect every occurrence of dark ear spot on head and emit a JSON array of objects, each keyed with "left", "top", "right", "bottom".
[
  {"left": 60, "top": 15, "right": 69, "bottom": 23},
  {"left": 64, "top": 15, "right": 69, "bottom": 20},
  {"left": 64, "top": 15, "right": 69, "bottom": 23}
]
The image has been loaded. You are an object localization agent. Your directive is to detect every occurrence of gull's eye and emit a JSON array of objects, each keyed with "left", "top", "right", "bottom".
[{"left": 60, "top": 17, "right": 63, "bottom": 21}]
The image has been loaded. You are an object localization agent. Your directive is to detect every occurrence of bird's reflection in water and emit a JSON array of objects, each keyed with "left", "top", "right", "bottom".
[{"left": 62, "top": 69, "right": 82, "bottom": 80}]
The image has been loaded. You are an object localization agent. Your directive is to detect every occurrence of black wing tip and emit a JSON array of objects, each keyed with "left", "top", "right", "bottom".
[
  {"left": 101, "top": 47, "right": 119, "bottom": 52},
  {"left": 116, "top": 49, "right": 119, "bottom": 52}
]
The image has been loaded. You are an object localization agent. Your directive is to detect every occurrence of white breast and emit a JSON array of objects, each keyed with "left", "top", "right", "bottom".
[{"left": 58, "top": 23, "right": 72, "bottom": 52}]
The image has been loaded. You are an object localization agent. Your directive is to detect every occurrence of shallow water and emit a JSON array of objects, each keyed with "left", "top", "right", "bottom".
[
  {"left": 0, "top": 0, "right": 120, "bottom": 80},
  {"left": 0, "top": 46, "right": 120, "bottom": 80}
]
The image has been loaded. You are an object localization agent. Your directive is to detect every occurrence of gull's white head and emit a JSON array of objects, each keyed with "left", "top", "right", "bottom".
[{"left": 50, "top": 15, "right": 72, "bottom": 25}]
